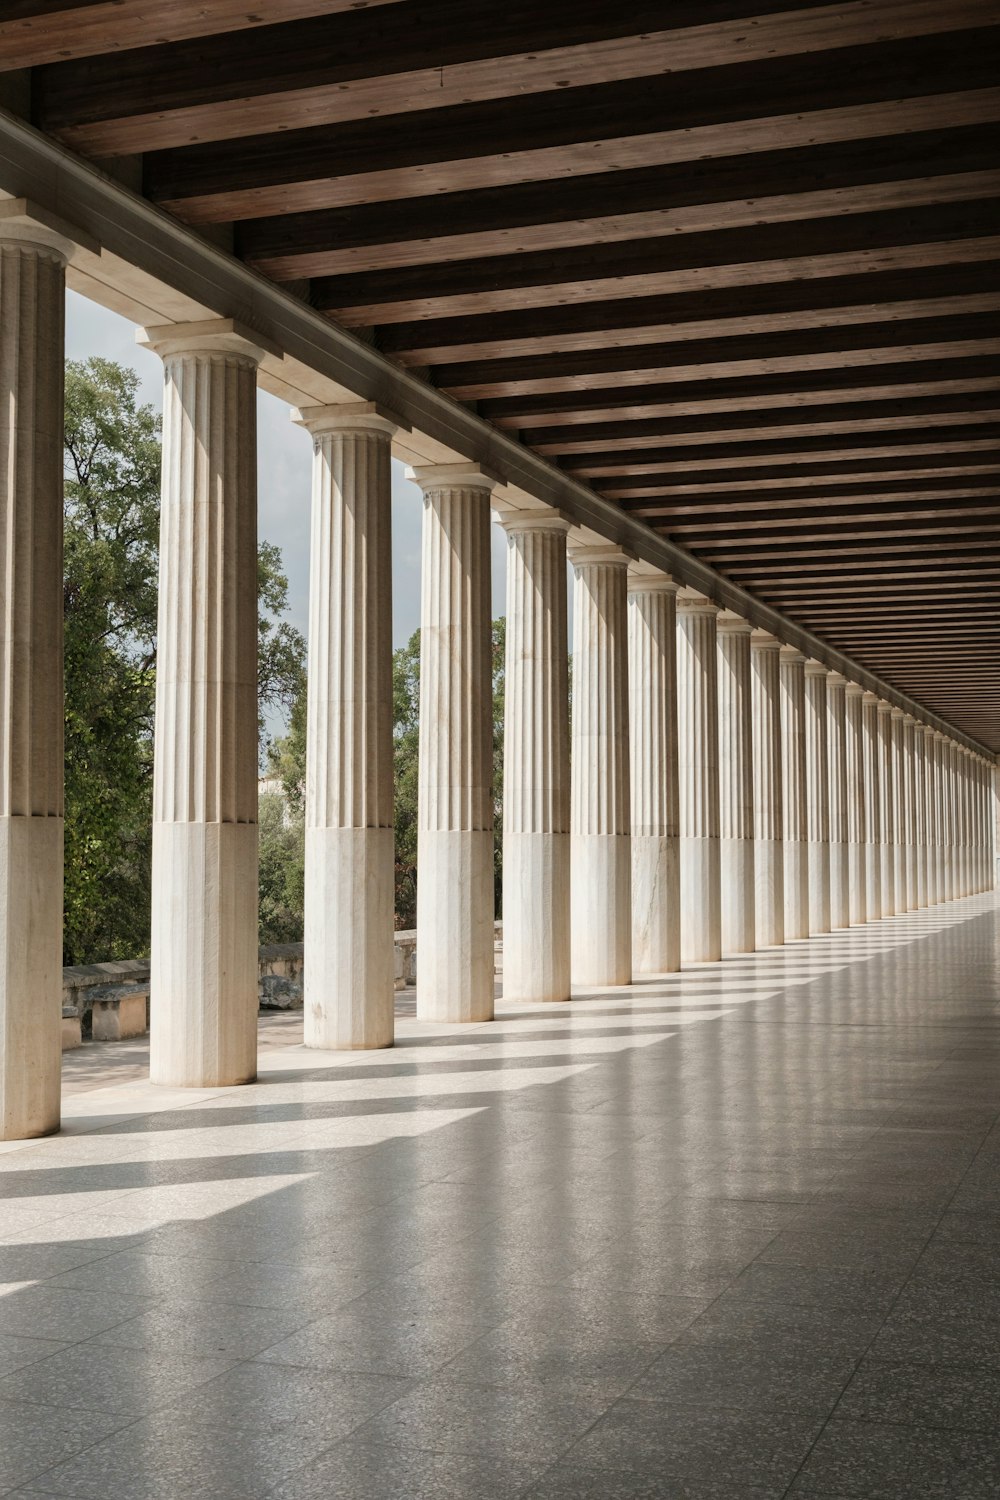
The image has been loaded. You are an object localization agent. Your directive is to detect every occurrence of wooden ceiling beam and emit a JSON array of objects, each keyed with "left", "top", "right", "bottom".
[
  {"left": 609, "top": 471, "right": 1000, "bottom": 499},
  {"left": 565, "top": 436, "right": 1000, "bottom": 474}
]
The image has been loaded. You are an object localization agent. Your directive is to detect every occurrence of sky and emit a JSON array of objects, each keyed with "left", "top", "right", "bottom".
[{"left": 65, "top": 292, "right": 512, "bottom": 722}]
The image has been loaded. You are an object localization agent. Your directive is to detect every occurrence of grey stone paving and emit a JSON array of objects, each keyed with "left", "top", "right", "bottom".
[{"left": 1, "top": 892, "right": 998, "bottom": 1497}]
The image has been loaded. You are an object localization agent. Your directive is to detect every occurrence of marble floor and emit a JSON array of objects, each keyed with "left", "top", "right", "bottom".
[{"left": 2, "top": 893, "right": 1000, "bottom": 1498}]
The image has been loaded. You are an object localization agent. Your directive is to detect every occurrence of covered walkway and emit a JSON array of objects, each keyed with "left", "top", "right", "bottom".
[{"left": 1, "top": 892, "right": 999, "bottom": 1498}]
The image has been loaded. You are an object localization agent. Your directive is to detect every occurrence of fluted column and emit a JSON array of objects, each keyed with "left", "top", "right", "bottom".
[
  {"left": 412, "top": 464, "right": 496, "bottom": 1023},
  {"left": 992, "top": 762, "right": 999, "bottom": 890},
  {"left": 298, "top": 404, "right": 396, "bottom": 1051},
  {"left": 845, "top": 684, "right": 867, "bottom": 925},
  {"left": 960, "top": 750, "right": 972, "bottom": 896},
  {"left": 877, "top": 702, "right": 896, "bottom": 917},
  {"left": 932, "top": 733, "right": 947, "bottom": 903},
  {"left": 862, "top": 693, "right": 883, "bottom": 921},
  {"left": 0, "top": 213, "right": 81, "bottom": 1138},
  {"left": 780, "top": 646, "right": 809, "bottom": 940},
  {"left": 827, "top": 673, "right": 850, "bottom": 929},
  {"left": 891, "top": 709, "right": 908, "bottom": 912},
  {"left": 143, "top": 320, "right": 266, "bottom": 1088},
  {"left": 913, "top": 724, "right": 928, "bottom": 908},
  {"left": 804, "top": 661, "right": 831, "bottom": 935},
  {"left": 901, "top": 717, "right": 917, "bottom": 911},
  {"left": 944, "top": 741, "right": 956, "bottom": 901},
  {"left": 570, "top": 544, "right": 631, "bottom": 986},
  {"left": 677, "top": 592, "right": 721, "bottom": 962},
  {"left": 751, "top": 631, "right": 784, "bottom": 947},
  {"left": 501, "top": 512, "right": 571, "bottom": 1002},
  {"left": 717, "top": 613, "right": 755, "bottom": 954},
  {"left": 628, "top": 565, "right": 680, "bottom": 975}
]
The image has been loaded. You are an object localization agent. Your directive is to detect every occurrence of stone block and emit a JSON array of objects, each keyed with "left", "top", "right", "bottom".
[
  {"left": 61, "top": 1005, "right": 82, "bottom": 1051},
  {"left": 91, "top": 986, "right": 149, "bottom": 1041}
]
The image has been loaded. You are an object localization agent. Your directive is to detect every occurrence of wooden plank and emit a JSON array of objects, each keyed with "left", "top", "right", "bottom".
[
  {"left": 569, "top": 441, "right": 1000, "bottom": 476},
  {"left": 38, "top": 0, "right": 995, "bottom": 154},
  {"left": 606, "top": 470, "right": 1000, "bottom": 500}
]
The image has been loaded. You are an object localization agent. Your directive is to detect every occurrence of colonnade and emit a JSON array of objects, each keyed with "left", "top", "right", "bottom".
[{"left": 0, "top": 225, "right": 997, "bottom": 1140}]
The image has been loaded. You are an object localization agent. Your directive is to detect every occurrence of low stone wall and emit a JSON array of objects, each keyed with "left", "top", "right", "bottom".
[{"left": 61, "top": 924, "right": 503, "bottom": 1045}]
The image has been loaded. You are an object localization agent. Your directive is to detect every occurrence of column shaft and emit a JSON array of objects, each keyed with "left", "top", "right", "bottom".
[
  {"left": 805, "top": 662, "right": 831, "bottom": 935},
  {"left": 845, "top": 684, "right": 867, "bottom": 925},
  {"left": 717, "top": 616, "right": 755, "bottom": 954},
  {"left": 571, "top": 547, "right": 631, "bottom": 985},
  {"left": 877, "top": 703, "right": 896, "bottom": 917},
  {"left": 301, "top": 408, "right": 395, "bottom": 1050},
  {"left": 751, "top": 633, "right": 784, "bottom": 947},
  {"left": 932, "top": 734, "right": 947, "bottom": 903},
  {"left": 414, "top": 466, "right": 495, "bottom": 1022},
  {"left": 780, "top": 648, "right": 809, "bottom": 940},
  {"left": 914, "top": 726, "right": 928, "bottom": 908},
  {"left": 902, "top": 718, "right": 918, "bottom": 911},
  {"left": 827, "top": 674, "right": 850, "bottom": 929},
  {"left": 862, "top": 693, "right": 883, "bottom": 920},
  {"left": 677, "top": 596, "right": 721, "bottom": 962},
  {"left": 145, "top": 324, "right": 262, "bottom": 1088},
  {"left": 629, "top": 571, "right": 680, "bottom": 975},
  {"left": 0, "top": 238, "right": 66, "bottom": 1139},
  {"left": 502, "top": 516, "right": 571, "bottom": 1002},
  {"left": 891, "top": 710, "right": 908, "bottom": 912}
]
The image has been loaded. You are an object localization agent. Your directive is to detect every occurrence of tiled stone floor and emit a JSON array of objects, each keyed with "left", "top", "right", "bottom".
[{"left": 1, "top": 892, "right": 999, "bottom": 1498}]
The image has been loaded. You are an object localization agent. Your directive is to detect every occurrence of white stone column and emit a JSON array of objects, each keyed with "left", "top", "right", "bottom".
[
  {"left": 501, "top": 512, "right": 571, "bottom": 1002},
  {"left": 902, "top": 717, "right": 918, "bottom": 911},
  {"left": 717, "top": 613, "right": 755, "bottom": 954},
  {"left": 628, "top": 565, "right": 680, "bottom": 975},
  {"left": 913, "top": 724, "right": 928, "bottom": 908},
  {"left": 944, "top": 741, "right": 957, "bottom": 900},
  {"left": 0, "top": 212, "right": 81, "bottom": 1139},
  {"left": 413, "top": 464, "right": 496, "bottom": 1023},
  {"left": 570, "top": 544, "right": 631, "bottom": 986},
  {"left": 845, "top": 683, "right": 867, "bottom": 925},
  {"left": 751, "top": 631, "right": 784, "bottom": 948},
  {"left": 992, "top": 760, "right": 999, "bottom": 890},
  {"left": 804, "top": 661, "right": 831, "bottom": 935},
  {"left": 780, "top": 646, "right": 809, "bottom": 940},
  {"left": 932, "top": 732, "right": 947, "bottom": 903},
  {"left": 960, "top": 749, "right": 972, "bottom": 896},
  {"left": 827, "top": 673, "right": 850, "bottom": 929},
  {"left": 862, "top": 692, "right": 883, "bottom": 920},
  {"left": 877, "top": 702, "right": 896, "bottom": 917},
  {"left": 677, "top": 592, "right": 722, "bottom": 962},
  {"left": 298, "top": 404, "right": 396, "bottom": 1051},
  {"left": 143, "top": 320, "right": 266, "bottom": 1088},
  {"left": 891, "top": 709, "right": 908, "bottom": 913}
]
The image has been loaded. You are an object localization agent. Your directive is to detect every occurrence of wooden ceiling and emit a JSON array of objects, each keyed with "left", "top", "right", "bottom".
[{"left": 8, "top": 0, "right": 999, "bottom": 748}]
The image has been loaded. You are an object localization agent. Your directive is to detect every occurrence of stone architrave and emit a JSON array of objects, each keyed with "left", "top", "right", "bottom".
[
  {"left": 297, "top": 403, "right": 397, "bottom": 1050},
  {"left": 717, "top": 613, "right": 755, "bottom": 954},
  {"left": 751, "top": 632, "right": 784, "bottom": 947},
  {"left": 501, "top": 511, "right": 571, "bottom": 1002},
  {"left": 628, "top": 565, "right": 680, "bottom": 975},
  {"left": 804, "top": 661, "right": 831, "bottom": 935},
  {"left": 780, "top": 647, "right": 809, "bottom": 940},
  {"left": 141, "top": 320, "right": 270, "bottom": 1089},
  {"left": 844, "top": 684, "right": 867, "bottom": 925},
  {"left": 677, "top": 592, "right": 722, "bottom": 962},
  {"left": 570, "top": 543, "right": 632, "bottom": 987},
  {"left": 411, "top": 464, "right": 497, "bottom": 1023}
]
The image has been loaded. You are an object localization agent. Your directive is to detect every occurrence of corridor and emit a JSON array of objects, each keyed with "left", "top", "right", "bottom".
[{"left": 0, "top": 894, "right": 998, "bottom": 1497}]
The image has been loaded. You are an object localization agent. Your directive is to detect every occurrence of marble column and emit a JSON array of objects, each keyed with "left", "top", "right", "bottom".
[
  {"left": 717, "top": 613, "right": 755, "bottom": 954},
  {"left": 570, "top": 544, "right": 631, "bottom": 986},
  {"left": 501, "top": 512, "right": 571, "bottom": 1002},
  {"left": 804, "top": 661, "right": 831, "bottom": 935},
  {"left": 143, "top": 321, "right": 266, "bottom": 1088},
  {"left": 944, "top": 741, "right": 956, "bottom": 901},
  {"left": 913, "top": 723, "right": 928, "bottom": 908},
  {"left": 932, "top": 733, "right": 947, "bottom": 903},
  {"left": 992, "top": 762, "right": 999, "bottom": 890},
  {"left": 827, "top": 673, "right": 850, "bottom": 929},
  {"left": 780, "top": 646, "right": 809, "bottom": 941},
  {"left": 862, "top": 692, "right": 883, "bottom": 921},
  {"left": 891, "top": 709, "right": 908, "bottom": 913},
  {"left": 628, "top": 565, "right": 680, "bottom": 975},
  {"left": 0, "top": 214, "right": 78, "bottom": 1139},
  {"left": 877, "top": 702, "right": 896, "bottom": 917},
  {"left": 902, "top": 718, "right": 918, "bottom": 911},
  {"left": 412, "top": 464, "right": 496, "bottom": 1023},
  {"left": 677, "top": 592, "right": 721, "bottom": 962},
  {"left": 845, "top": 684, "right": 867, "bottom": 925},
  {"left": 298, "top": 404, "right": 396, "bottom": 1051},
  {"left": 751, "top": 631, "right": 784, "bottom": 948},
  {"left": 925, "top": 728, "right": 940, "bottom": 905}
]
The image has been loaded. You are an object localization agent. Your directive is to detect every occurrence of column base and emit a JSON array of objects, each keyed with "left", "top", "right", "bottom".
[
  {"left": 754, "top": 838, "right": 784, "bottom": 947},
  {"left": 304, "top": 826, "right": 394, "bottom": 1049},
  {"left": 150, "top": 820, "right": 258, "bottom": 1087},
  {"left": 417, "top": 829, "right": 494, "bottom": 1023},
  {"left": 631, "top": 833, "right": 680, "bottom": 975},
  {"left": 808, "top": 841, "right": 831, "bottom": 934},
  {"left": 681, "top": 836, "right": 722, "bottom": 963},
  {"left": 0, "top": 815, "right": 62, "bottom": 1140},
  {"left": 721, "top": 837, "right": 755, "bottom": 954},
  {"left": 503, "top": 831, "right": 571, "bottom": 1002},
  {"left": 784, "top": 841, "right": 809, "bottom": 940},
  {"left": 571, "top": 833, "right": 631, "bottom": 987}
]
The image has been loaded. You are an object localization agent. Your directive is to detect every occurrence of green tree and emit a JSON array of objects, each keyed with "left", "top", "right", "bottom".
[{"left": 63, "top": 356, "right": 306, "bottom": 963}]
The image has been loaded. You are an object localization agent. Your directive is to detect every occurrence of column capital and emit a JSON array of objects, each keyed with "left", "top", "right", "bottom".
[
  {"left": 779, "top": 644, "right": 806, "bottom": 665},
  {"left": 0, "top": 197, "right": 98, "bottom": 262},
  {"left": 568, "top": 540, "right": 631, "bottom": 568},
  {"left": 844, "top": 681, "right": 865, "bottom": 697},
  {"left": 293, "top": 400, "right": 402, "bottom": 438},
  {"left": 827, "top": 671, "right": 848, "bottom": 690},
  {"left": 627, "top": 559, "right": 677, "bottom": 593},
  {"left": 804, "top": 658, "right": 829, "bottom": 677},
  {"left": 862, "top": 690, "right": 881, "bottom": 706},
  {"left": 890, "top": 706, "right": 905, "bottom": 721},
  {"left": 408, "top": 461, "right": 501, "bottom": 494},
  {"left": 716, "top": 609, "right": 751, "bottom": 634},
  {"left": 877, "top": 698, "right": 894, "bottom": 716},
  {"left": 750, "top": 628, "right": 781, "bottom": 650},
  {"left": 138, "top": 317, "right": 280, "bottom": 365},
  {"left": 676, "top": 586, "right": 718, "bottom": 614},
  {"left": 495, "top": 505, "right": 570, "bottom": 537},
  {"left": 902, "top": 712, "right": 918, "bottom": 728}
]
